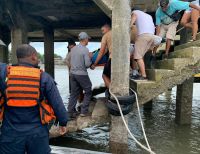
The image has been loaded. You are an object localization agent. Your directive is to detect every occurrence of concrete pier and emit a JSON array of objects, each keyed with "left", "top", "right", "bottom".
[
  {"left": 109, "top": 0, "right": 131, "bottom": 153},
  {"left": 44, "top": 27, "right": 54, "bottom": 78},
  {"left": 11, "top": 28, "right": 27, "bottom": 64},
  {"left": 176, "top": 78, "right": 194, "bottom": 125}
]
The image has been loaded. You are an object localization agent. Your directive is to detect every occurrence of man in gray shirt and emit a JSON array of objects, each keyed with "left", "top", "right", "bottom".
[{"left": 68, "top": 32, "right": 92, "bottom": 119}]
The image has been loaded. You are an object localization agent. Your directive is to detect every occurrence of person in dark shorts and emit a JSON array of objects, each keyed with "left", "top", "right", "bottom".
[{"left": 91, "top": 23, "right": 112, "bottom": 88}]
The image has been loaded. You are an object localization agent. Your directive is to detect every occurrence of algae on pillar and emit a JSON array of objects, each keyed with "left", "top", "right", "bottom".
[
  {"left": 11, "top": 28, "right": 28, "bottom": 64},
  {"left": 176, "top": 78, "right": 194, "bottom": 125},
  {"left": 109, "top": 0, "right": 131, "bottom": 153}
]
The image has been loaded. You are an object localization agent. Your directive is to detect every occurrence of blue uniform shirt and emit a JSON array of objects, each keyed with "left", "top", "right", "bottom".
[
  {"left": 0, "top": 63, "right": 68, "bottom": 137},
  {"left": 156, "top": 0, "right": 190, "bottom": 25}
]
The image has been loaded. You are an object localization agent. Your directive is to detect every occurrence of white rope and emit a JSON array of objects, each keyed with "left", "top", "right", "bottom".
[{"left": 109, "top": 89, "right": 156, "bottom": 154}]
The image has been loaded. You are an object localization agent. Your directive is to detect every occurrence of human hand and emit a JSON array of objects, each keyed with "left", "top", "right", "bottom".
[
  {"left": 59, "top": 126, "right": 68, "bottom": 135},
  {"left": 89, "top": 52, "right": 93, "bottom": 59},
  {"left": 90, "top": 64, "right": 96, "bottom": 70}
]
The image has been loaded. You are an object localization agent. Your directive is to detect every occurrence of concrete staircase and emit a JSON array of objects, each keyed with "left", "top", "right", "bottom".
[{"left": 130, "top": 40, "right": 200, "bottom": 104}]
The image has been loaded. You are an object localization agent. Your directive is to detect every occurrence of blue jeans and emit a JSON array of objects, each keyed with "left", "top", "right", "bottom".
[{"left": 0, "top": 132, "right": 51, "bottom": 154}]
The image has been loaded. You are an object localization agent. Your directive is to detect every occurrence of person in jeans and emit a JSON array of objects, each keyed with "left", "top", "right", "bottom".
[
  {"left": 181, "top": 0, "right": 200, "bottom": 41},
  {"left": 68, "top": 32, "right": 92, "bottom": 119},
  {"left": 156, "top": 0, "right": 200, "bottom": 58}
]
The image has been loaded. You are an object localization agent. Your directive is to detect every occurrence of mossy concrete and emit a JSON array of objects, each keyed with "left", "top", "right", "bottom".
[
  {"left": 156, "top": 58, "right": 192, "bottom": 70},
  {"left": 175, "top": 39, "right": 200, "bottom": 50},
  {"left": 146, "top": 69, "right": 175, "bottom": 81}
]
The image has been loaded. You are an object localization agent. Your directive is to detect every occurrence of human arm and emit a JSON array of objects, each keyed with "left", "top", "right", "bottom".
[
  {"left": 84, "top": 49, "right": 92, "bottom": 68},
  {"left": 189, "top": 3, "right": 200, "bottom": 11},
  {"left": 156, "top": 26, "right": 161, "bottom": 36},
  {"left": 65, "top": 53, "right": 71, "bottom": 69},
  {"left": 41, "top": 73, "right": 68, "bottom": 127},
  {"left": 130, "top": 12, "right": 137, "bottom": 26}
]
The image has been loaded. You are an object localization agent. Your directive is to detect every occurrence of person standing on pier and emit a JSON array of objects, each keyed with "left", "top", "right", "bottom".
[
  {"left": 91, "top": 23, "right": 112, "bottom": 88},
  {"left": 0, "top": 44, "right": 68, "bottom": 154},
  {"left": 68, "top": 32, "right": 92, "bottom": 119}
]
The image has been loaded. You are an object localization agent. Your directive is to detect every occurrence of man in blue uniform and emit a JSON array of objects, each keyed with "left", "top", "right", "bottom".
[{"left": 0, "top": 44, "right": 68, "bottom": 154}]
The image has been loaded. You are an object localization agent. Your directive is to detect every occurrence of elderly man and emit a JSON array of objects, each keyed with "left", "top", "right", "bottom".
[
  {"left": 68, "top": 32, "right": 92, "bottom": 119},
  {"left": 156, "top": 0, "right": 200, "bottom": 58}
]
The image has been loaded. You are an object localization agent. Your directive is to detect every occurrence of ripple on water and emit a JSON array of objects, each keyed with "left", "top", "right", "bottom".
[{"left": 52, "top": 67, "right": 200, "bottom": 154}]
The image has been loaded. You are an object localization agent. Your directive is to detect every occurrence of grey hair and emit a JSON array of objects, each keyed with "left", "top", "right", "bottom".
[{"left": 16, "top": 44, "right": 37, "bottom": 59}]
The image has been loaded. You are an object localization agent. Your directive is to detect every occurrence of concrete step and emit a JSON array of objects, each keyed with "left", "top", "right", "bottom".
[
  {"left": 146, "top": 69, "right": 175, "bottom": 81},
  {"left": 196, "top": 32, "right": 200, "bottom": 40},
  {"left": 174, "top": 39, "right": 200, "bottom": 50},
  {"left": 169, "top": 47, "right": 200, "bottom": 62},
  {"left": 130, "top": 79, "right": 156, "bottom": 92},
  {"left": 156, "top": 58, "right": 192, "bottom": 70}
]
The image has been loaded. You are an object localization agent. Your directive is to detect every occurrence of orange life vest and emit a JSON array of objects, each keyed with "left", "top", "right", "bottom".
[
  {"left": 0, "top": 92, "right": 4, "bottom": 121},
  {"left": 0, "top": 66, "right": 56, "bottom": 124}
]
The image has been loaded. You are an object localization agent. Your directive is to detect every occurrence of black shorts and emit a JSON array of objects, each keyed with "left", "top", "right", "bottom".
[{"left": 103, "top": 59, "right": 111, "bottom": 79}]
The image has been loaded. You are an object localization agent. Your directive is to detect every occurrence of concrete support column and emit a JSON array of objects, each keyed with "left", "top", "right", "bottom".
[
  {"left": 176, "top": 78, "right": 194, "bottom": 125},
  {"left": 11, "top": 28, "right": 27, "bottom": 64},
  {"left": 44, "top": 28, "right": 54, "bottom": 78},
  {"left": 0, "top": 46, "right": 8, "bottom": 63},
  {"left": 109, "top": 0, "right": 131, "bottom": 153}
]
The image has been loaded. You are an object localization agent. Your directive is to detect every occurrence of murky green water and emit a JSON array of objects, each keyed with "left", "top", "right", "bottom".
[{"left": 50, "top": 66, "right": 200, "bottom": 154}]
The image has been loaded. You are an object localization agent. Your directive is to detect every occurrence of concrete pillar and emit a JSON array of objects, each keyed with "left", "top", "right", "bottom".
[
  {"left": 0, "top": 46, "right": 8, "bottom": 63},
  {"left": 11, "top": 28, "right": 27, "bottom": 64},
  {"left": 175, "top": 78, "right": 194, "bottom": 125},
  {"left": 44, "top": 28, "right": 54, "bottom": 78},
  {"left": 109, "top": 0, "right": 131, "bottom": 153}
]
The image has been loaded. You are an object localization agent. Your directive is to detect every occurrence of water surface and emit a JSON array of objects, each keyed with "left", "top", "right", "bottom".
[{"left": 50, "top": 66, "right": 200, "bottom": 154}]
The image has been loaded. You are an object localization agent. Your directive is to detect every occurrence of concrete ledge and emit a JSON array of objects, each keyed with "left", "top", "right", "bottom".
[
  {"left": 156, "top": 58, "right": 192, "bottom": 70},
  {"left": 169, "top": 47, "right": 200, "bottom": 62},
  {"left": 92, "top": 0, "right": 112, "bottom": 17},
  {"left": 51, "top": 146, "right": 110, "bottom": 154},
  {"left": 146, "top": 69, "right": 175, "bottom": 81},
  {"left": 175, "top": 39, "right": 200, "bottom": 50}
]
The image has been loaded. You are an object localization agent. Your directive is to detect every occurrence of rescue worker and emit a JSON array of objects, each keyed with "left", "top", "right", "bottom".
[{"left": 0, "top": 44, "right": 68, "bottom": 154}]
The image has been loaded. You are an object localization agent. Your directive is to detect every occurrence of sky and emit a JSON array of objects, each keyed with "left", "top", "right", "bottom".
[{"left": 29, "top": 42, "right": 101, "bottom": 58}]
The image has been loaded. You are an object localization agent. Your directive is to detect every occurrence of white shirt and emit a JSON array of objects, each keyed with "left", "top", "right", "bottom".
[{"left": 133, "top": 10, "right": 155, "bottom": 36}]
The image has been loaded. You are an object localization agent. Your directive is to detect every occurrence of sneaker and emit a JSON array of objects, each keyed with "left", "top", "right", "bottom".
[
  {"left": 130, "top": 74, "right": 140, "bottom": 80},
  {"left": 134, "top": 76, "right": 148, "bottom": 81}
]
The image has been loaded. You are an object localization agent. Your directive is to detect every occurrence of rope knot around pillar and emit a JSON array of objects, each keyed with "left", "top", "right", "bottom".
[{"left": 105, "top": 89, "right": 136, "bottom": 116}]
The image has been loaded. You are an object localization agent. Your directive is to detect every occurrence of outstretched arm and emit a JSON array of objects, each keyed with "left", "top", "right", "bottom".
[
  {"left": 189, "top": 3, "right": 200, "bottom": 11},
  {"left": 131, "top": 13, "right": 137, "bottom": 26}
]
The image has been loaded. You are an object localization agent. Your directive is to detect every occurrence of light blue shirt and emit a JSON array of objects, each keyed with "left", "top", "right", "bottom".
[{"left": 156, "top": 0, "right": 190, "bottom": 25}]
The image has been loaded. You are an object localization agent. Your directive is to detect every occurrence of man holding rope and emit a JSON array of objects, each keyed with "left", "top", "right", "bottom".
[{"left": 156, "top": 0, "right": 200, "bottom": 58}]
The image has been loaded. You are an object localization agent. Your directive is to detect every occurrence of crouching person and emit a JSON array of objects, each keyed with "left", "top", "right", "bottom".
[
  {"left": 0, "top": 44, "right": 68, "bottom": 154},
  {"left": 131, "top": 9, "right": 162, "bottom": 80},
  {"left": 68, "top": 32, "right": 92, "bottom": 119}
]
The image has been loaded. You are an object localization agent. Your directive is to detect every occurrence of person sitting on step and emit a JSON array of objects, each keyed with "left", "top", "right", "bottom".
[{"left": 180, "top": 0, "right": 200, "bottom": 41}]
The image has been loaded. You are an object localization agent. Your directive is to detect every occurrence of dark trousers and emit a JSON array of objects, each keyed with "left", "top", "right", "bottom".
[
  {"left": 0, "top": 132, "right": 50, "bottom": 154},
  {"left": 68, "top": 74, "right": 92, "bottom": 114}
]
